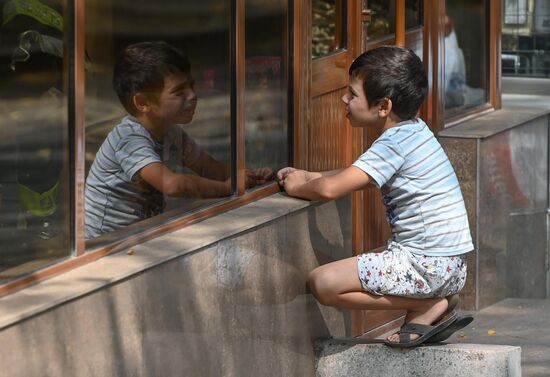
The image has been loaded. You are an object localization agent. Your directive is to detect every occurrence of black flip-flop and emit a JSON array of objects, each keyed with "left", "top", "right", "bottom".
[
  {"left": 425, "top": 314, "right": 474, "bottom": 343},
  {"left": 384, "top": 311, "right": 458, "bottom": 348}
]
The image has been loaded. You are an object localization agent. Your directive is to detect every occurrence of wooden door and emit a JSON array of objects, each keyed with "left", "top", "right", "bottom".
[
  {"left": 293, "top": 0, "right": 364, "bottom": 262},
  {"left": 295, "top": 0, "right": 376, "bottom": 337},
  {"left": 294, "top": 0, "right": 429, "bottom": 337},
  {"left": 297, "top": 0, "right": 363, "bottom": 241}
]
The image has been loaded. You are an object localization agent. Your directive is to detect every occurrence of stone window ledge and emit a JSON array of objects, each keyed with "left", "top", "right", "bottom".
[
  {"left": 440, "top": 106, "right": 549, "bottom": 140},
  {"left": 0, "top": 193, "right": 313, "bottom": 330}
]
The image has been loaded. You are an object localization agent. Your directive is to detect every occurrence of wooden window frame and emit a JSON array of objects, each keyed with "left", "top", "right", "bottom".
[
  {"left": 0, "top": 0, "right": 292, "bottom": 297},
  {"left": 310, "top": 0, "right": 349, "bottom": 98},
  {"left": 430, "top": 0, "right": 502, "bottom": 132},
  {"left": 363, "top": 0, "right": 422, "bottom": 48},
  {"left": 366, "top": 27, "right": 423, "bottom": 49},
  {"left": 311, "top": 0, "right": 347, "bottom": 60},
  {"left": 364, "top": 0, "right": 502, "bottom": 133}
]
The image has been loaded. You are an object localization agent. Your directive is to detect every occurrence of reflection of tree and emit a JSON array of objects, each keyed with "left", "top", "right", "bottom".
[
  {"left": 366, "top": 1, "right": 390, "bottom": 40},
  {"left": 312, "top": 0, "right": 337, "bottom": 58},
  {"left": 365, "top": 0, "right": 421, "bottom": 41}
]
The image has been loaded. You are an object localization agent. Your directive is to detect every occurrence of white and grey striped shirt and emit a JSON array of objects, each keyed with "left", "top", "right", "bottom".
[
  {"left": 85, "top": 116, "right": 200, "bottom": 239},
  {"left": 353, "top": 118, "right": 473, "bottom": 257}
]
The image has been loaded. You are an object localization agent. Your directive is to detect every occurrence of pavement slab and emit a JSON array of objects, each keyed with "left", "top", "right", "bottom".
[{"left": 450, "top": 298, "right": 550, "bottom": 377}]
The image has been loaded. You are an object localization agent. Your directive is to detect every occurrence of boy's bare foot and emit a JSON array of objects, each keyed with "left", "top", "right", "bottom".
[{"left": 386, "top": 297, "right": 449, "bottom": 344}]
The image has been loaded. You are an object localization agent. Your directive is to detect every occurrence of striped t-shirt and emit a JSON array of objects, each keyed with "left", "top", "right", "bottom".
[
  {"left": 352, "top": 118, "right": 473, "bottom": 257},
  {"left": 85, "top": 116, "right": 200, "bottom": 239}
]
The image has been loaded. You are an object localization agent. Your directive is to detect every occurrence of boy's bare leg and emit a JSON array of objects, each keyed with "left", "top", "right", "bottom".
[
  {"left": 387, "top": 294, "right": 459, "bottom": 343},
  {"left": 308, "top": 256, "right": 449, "bottom": 342},
  {"left": 446, "top": 294, "right": 459, "bottom": 312}
]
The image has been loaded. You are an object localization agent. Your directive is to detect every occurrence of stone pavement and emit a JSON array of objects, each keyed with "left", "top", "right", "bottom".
[{"left": 452, "top": 298, "right": 550, "bottom": 377}]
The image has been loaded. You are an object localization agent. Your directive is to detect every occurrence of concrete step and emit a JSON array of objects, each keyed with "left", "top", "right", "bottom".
[{"left": 315, "top": 338, "right": 521, "bottom": 377}]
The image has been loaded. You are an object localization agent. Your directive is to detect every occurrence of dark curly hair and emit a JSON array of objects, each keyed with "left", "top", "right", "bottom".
[
  {"left": 349, "top": 46, "right": 428, "bottom": 120},
  {"left": 113, "top": 41, "right": 190, "bottom": 115}
]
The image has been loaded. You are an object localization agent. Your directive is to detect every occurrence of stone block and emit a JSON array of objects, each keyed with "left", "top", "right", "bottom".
[{"left": 315, "top": 339, "right": 521, "bottom": 377}]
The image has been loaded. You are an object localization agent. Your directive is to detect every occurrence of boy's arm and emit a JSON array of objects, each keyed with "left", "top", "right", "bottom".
[
  {"left": 188, "top": 152, "right": 274, "bottom": 187},
  {"left": 277, "top": 167, "right": 343, "bottom": 185},
  {"left": 186, "top": 150, "right": 231, "bottom": 181},
  {"left": 282, "top": 166, "right": 371, "bottom": 201},
  {"left": 318, "top": 169, "right": 345, "bottom": 178},
  {"left": 140, "top": 162, "right": 231, "bottom": 198}
]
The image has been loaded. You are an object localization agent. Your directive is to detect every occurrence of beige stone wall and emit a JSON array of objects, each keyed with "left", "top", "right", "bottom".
[
  {"left": 0, "top": 196, "right": 352, "bottom": 377},
  {"left": 440, "top": 109, "right": 550, "bottom": 310}
]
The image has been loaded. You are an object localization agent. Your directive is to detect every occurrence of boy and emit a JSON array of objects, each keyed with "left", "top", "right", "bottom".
[
  {"left": 277, "top": 46, "right": 473, "bottom": 348},
  {"left": 85, "top": 41, "right": 271, "bottom": 239}
]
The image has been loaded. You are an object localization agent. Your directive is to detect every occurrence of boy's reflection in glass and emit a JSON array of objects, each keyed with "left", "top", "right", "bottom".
[{"left": 85, "top": 42, "right": 273, "bottom": 239}]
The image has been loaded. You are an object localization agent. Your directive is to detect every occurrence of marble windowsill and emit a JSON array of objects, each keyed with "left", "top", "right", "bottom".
[{"left": 439, "top": 94, "right": 550, "bottom": 140}]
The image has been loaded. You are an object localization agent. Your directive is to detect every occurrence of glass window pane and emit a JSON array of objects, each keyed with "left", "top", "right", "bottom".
[
  {"left": 366, "top": 0, "right": 392, "bottom": 41},
  {"left": 365, "top": 0, "right": 422, "bottom": 42},
  {"left": 502, "top": 0, "right": 550, "bottom": 77},
  {"left": 405, "top": 0, "right": 423, "bottom": 29},
  {"left": 312, "top": 0, "right": 345, "bottom": 59},
  {"left": 85, "top": 1, "right": 232, "bottom": 244},
  {"left": 0, "top": 0, "right": 70, "bottom": 280},
  {"left": 444, "top": 0, "right": 488, "bottom": 118},
  {"left": 245, "top": 0, "right": 288, "bottom": 183}
]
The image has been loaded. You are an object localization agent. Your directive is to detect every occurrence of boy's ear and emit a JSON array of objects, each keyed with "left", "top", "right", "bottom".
[
  {"left": 377, "top": 98, "right": 393, "bottom": 117},
  {"left": 133, "top": 93, "right": 151, "bottom": 113}
]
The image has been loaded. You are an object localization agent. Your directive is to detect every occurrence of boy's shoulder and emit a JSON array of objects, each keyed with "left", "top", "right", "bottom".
[
  {"left": 115, "top": 115, "right": 146, "bottom": 133},
  {"left": 99, "top": 116, "right": 160, "bottom": 156},
  {"left": 385, "top": 118, "right": 426, "bottom": 136},
  {"left": 110, "top": 116, "right": 154, "bottom": 142},
  {"left": 381, "top": 118, "right": 430, "bottom": 143}
]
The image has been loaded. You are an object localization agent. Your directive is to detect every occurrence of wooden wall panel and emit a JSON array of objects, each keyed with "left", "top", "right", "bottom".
[
  {"left": 357, "top": 115, "right": 403, "bottom": 340},
  {"left": 309, "top": 88, "right": 348, "bottom": 171},
  {"left": 362, "top": 127, "right": 391, "bottom": 252}
]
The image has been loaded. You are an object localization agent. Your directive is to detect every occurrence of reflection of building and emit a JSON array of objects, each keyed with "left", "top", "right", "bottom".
[
  {"left": 1, "top": 1, "right": 550, "bottom": 376},
  {"left": 502, "top": 0, "right": 550, "bottom": 76}
]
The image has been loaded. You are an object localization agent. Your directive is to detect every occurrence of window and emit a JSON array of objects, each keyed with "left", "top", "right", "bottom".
[
  {"left": 85, "top": 0, "right": 234, "bottom": 245},
  {"left": 444, "top": 0, "right": 488, "bottom": 118},
  {"left": 0, "top": 0, "right": 70, "bottom": 281},
  {"left": 245, "top": 0, "right": 289, "bottom": 178},
  {"left": 312, "top": 0, "right": 346, "bottom": 58},
  {"left": 502, "top": 0, "right": 550, "bottom": 77},
  {"left": 363, "top": 0, "right": 423, "bottom": 42},
  {"left": 0, "top": 0, "right": 290, "bottom": 285},
  {"left": 84, "top": 0, "right": 289, "bottom": 248}
]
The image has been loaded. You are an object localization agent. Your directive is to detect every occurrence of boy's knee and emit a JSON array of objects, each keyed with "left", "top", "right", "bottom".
[{"left": 308, "top": 267, "right": 338, "bottom": 306}]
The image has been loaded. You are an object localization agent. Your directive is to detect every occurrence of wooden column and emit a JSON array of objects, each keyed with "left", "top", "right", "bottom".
[{"left": 395, "top": 0, "right": 405, "bottom": 47}]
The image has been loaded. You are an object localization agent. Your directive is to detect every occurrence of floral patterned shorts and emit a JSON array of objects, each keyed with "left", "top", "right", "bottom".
[{"left": 357, "top": 242, "right": 468, "bottom": 298}]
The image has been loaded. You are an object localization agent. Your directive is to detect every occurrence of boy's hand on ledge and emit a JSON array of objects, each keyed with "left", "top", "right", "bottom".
[
  {"left": 245, "top": 167, "right": 274, "bottom": 188},
  {"left": 276, "top": 167, "right": 298, "bottom": 185},
  {"left": 252, "top": 167, "right": 275, "bottom": 182},
  {"left": 281, "top": 170, "right": 308, "bottom": 197}
]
